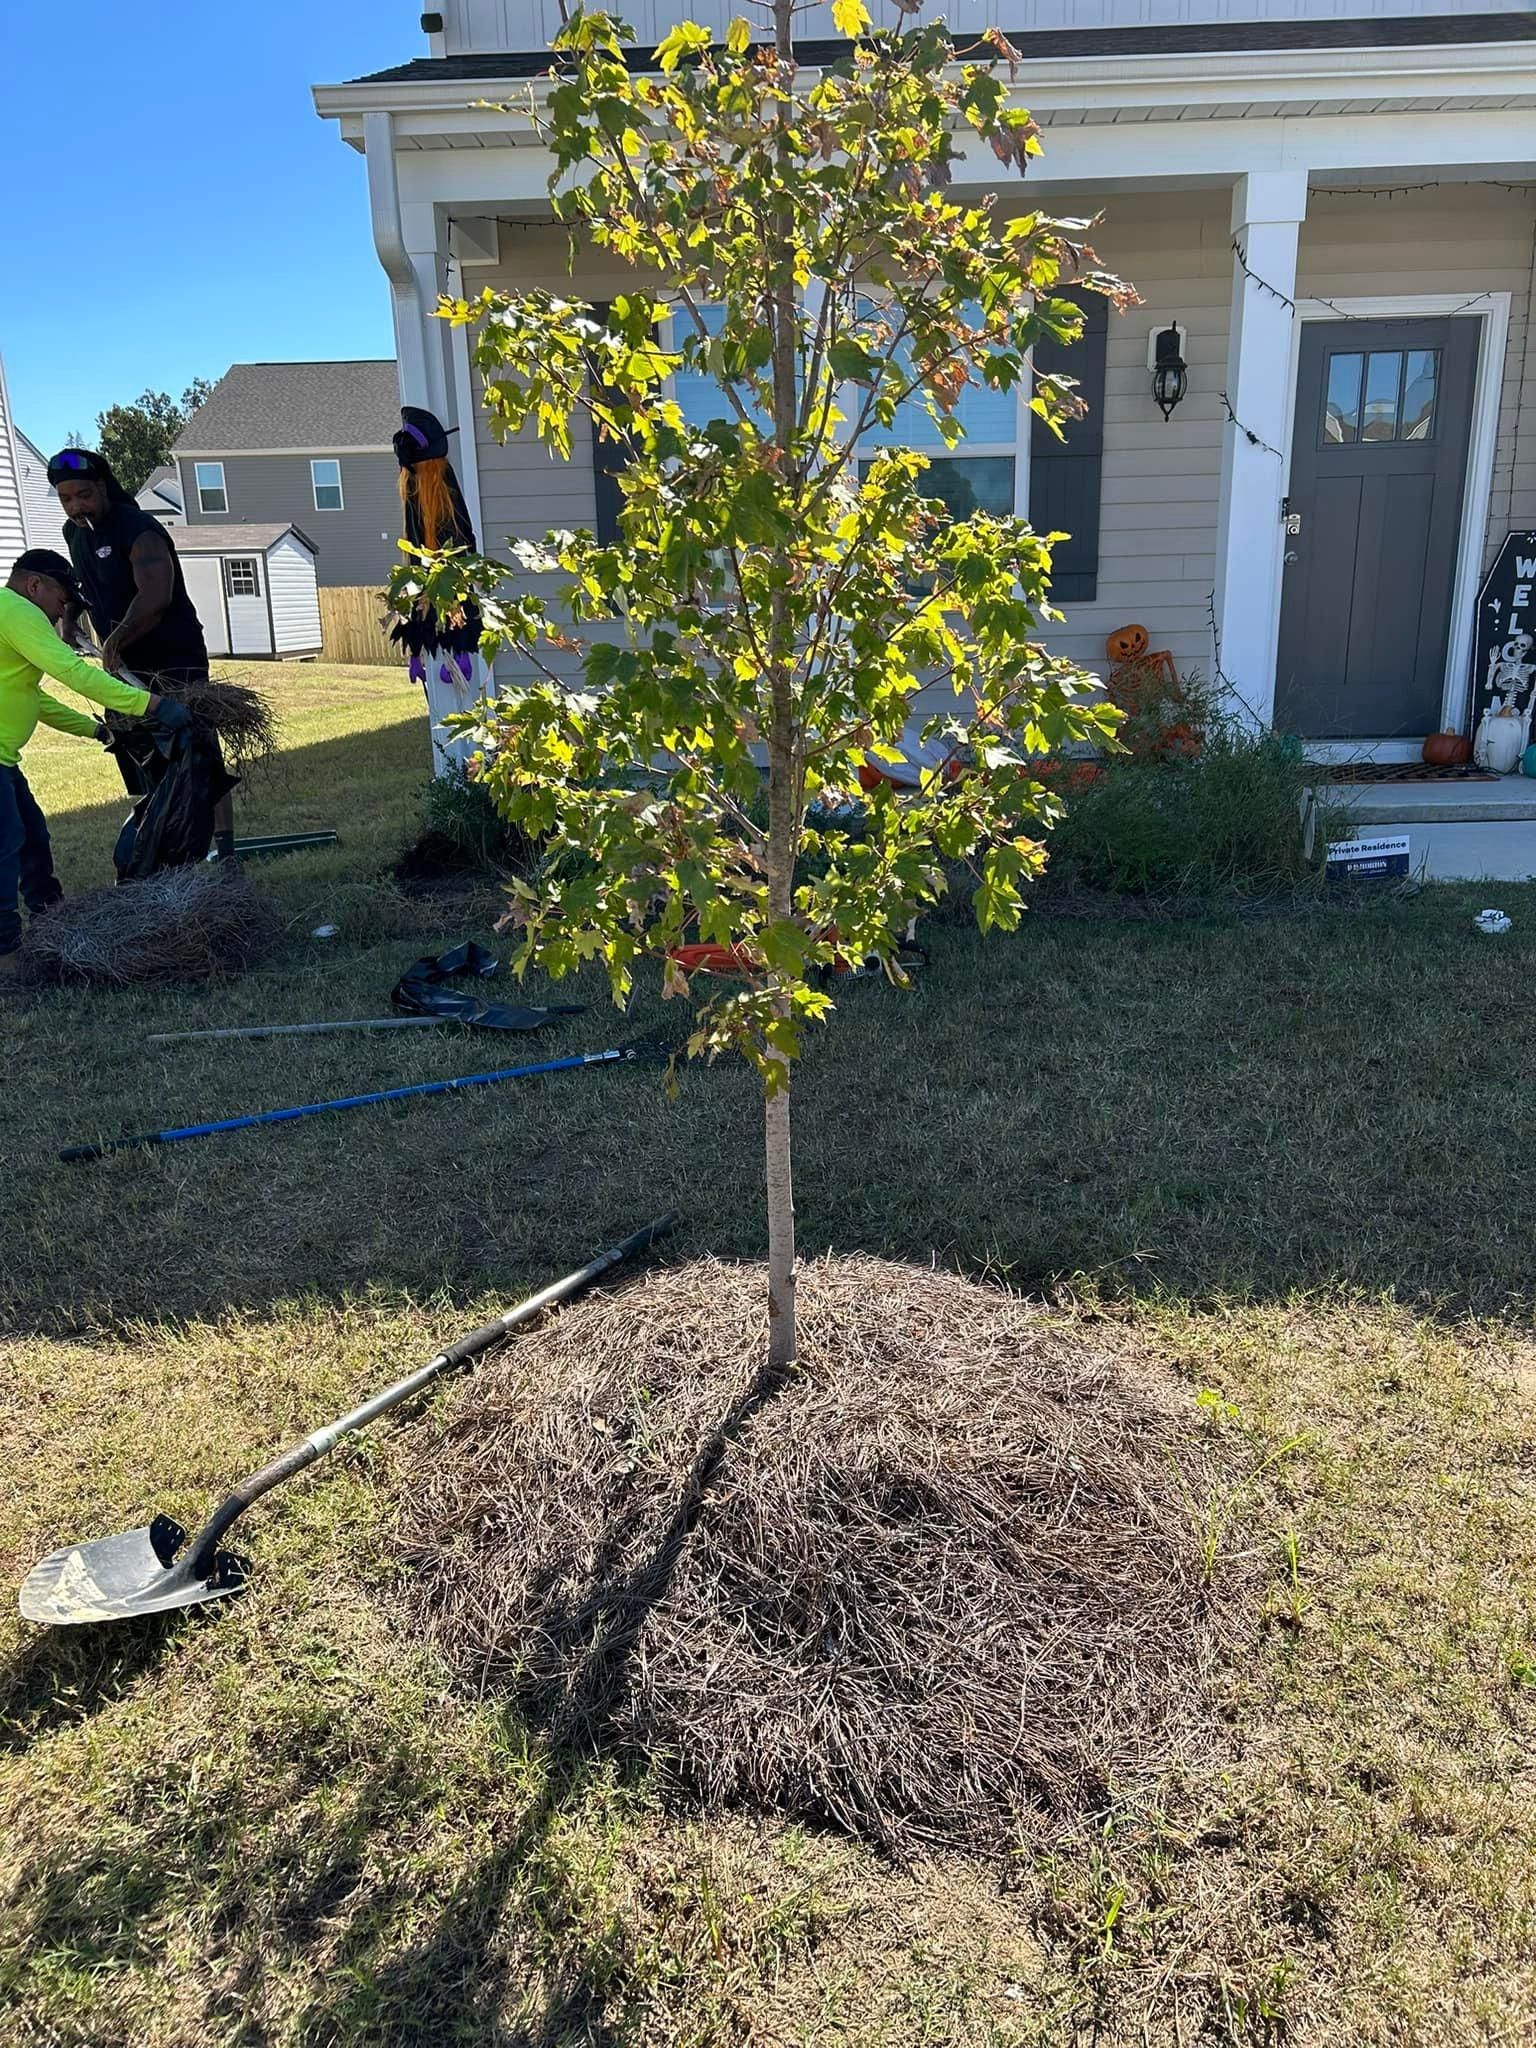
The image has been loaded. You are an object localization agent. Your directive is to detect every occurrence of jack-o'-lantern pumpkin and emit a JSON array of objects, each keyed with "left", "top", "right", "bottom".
[
  {"left": 1106, "top": 623, "right": 1149, "bottom": 663},
  {"left": 1422, "top": 730, "right": 1473, "bottom": 767}
]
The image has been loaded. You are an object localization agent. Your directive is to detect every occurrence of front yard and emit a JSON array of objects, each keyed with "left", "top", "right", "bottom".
[{"left": 4, "top": 664, "right": 1536, "bottom": 2044}]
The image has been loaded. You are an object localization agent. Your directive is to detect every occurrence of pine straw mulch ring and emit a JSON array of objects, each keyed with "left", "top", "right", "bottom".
[
  {"left": 20, "top": 866, "right": 284, "bottom": 987},
  {"left": 401, "top": 1255, "right": 1230, "bottom": 1858}
]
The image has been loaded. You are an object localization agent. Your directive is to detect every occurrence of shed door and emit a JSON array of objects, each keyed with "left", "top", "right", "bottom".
[
  {"left": 180, "top": 555, "right": 228, "bottom": 655},
  {"left": 224, "top": 557, "right": 269, "bottom": 656},
  {"left": 1274, "top": 317, "right": 1478, "bottom": 739}
]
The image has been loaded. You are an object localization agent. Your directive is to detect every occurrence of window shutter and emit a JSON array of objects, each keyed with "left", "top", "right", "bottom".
[
  {"left": 1029, "top": 294, "right": 1108, "bottom": 604},
  {"left": 588, "top": 301, "right": 631, "bottom": 546}
]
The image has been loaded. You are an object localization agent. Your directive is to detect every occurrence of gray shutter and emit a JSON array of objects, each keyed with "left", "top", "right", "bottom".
[
  {"left": 1029, "top": 294, "right": 1108, "bottom": 604},
  {"left": 589, "top": 301, "right": 630, "bottom": 546}
]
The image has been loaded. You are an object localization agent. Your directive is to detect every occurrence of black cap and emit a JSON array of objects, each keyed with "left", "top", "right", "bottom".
[
  {"left": 46, "top": 447, "right": 131, "bottom": 504},
  {"left": 12, "top": 548, "right": 81, "bottom": 596}
]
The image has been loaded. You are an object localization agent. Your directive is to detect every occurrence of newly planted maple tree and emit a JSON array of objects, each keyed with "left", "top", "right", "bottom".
[{"left": 391, "top": 2, "right": 1124, "bottom": 1365}]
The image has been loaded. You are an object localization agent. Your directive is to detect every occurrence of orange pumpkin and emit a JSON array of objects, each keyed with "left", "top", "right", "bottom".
[
  {"left": 1106, "top": 623, "right": 1149, "bottom": 663},
  {"left": 1422, "top": 730, "right": 1473, "bottom": 767}
]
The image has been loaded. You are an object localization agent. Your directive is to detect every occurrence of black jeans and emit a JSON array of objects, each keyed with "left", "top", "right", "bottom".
[{"left": 0, "top": 764, "right": 62, "bottom": 955}]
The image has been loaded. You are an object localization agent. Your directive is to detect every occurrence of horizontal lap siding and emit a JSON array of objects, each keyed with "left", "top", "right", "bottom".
[
  {"left": 179, "top": 453, "right": 403, "bottom": 587},
  {"left": 1025, "top": 190, "right": 1230, "bottom": 682},
  {"left": 465, "top": 187, "right": 1536, "bottom": 698},
  {"left": 472, "top": 232, "right": 643, "bottom": 687},
  {"left": 1297, "top": 184, "right": 1536, "bottom": 565}
]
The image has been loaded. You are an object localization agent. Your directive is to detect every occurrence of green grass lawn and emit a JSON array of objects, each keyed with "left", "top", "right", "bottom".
[{"left": 5, "top": 663, "right": 1536, "bottom": 2044}]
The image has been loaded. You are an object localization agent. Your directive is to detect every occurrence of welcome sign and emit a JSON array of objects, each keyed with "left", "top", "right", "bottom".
[{"left": 1470, "top": 530, "right": 1536, "bottom": 732}]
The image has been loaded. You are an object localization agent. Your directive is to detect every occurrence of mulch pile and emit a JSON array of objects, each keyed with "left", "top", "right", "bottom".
[
  {"left": 106, "top": 678, "right": 278, "bottom": 775},
  {"left": 401, "top": 1254, "right": 1223, "bottom": 1856},
  {"left": 21, "top": 866, "right": 284, "bottom": 987}
]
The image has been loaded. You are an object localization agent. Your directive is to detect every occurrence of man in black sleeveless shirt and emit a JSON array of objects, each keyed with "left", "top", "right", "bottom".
[{"left": 47, "top": 448, "right": 235, "bottom": 861}]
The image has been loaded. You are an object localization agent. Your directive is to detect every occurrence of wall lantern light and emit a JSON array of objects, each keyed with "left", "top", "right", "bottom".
[{"left": 1148, "top": 322, "right": 1189, "bottom": 422}]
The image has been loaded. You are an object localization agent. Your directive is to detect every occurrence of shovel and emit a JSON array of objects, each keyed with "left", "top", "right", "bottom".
[{"left": 19, "top": 1212, "right": 679, "bottom": 1629}]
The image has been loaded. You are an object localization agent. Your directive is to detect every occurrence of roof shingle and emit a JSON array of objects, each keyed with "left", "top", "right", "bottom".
[
  {"left": 175, "top": 360, "right": 399, "bottom": 455},
  {"left": 345, "top": 11, "right": 1536, "bottom": 84}
]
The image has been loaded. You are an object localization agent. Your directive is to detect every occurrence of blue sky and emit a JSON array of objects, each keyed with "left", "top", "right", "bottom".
[{"left": 3, "top": 1, "right": 419, "bottom": 453}]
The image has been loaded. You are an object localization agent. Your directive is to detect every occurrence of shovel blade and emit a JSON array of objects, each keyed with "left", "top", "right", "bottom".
[{"left": 19, "top": 1515, "right": 248, "bottom": 1627}]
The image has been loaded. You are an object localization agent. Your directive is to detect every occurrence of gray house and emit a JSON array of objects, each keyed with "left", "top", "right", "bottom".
[{"left": 174, "top": 360, "right": 402, "bottom": 587}]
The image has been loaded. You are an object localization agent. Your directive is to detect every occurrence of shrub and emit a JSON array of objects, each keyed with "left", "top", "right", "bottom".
[
  {"left": 1045, "top": 721, "right": 1321, "bottom": 895},
  {"left": 398, "top": 764, "right": 543, "bottom": 880}
]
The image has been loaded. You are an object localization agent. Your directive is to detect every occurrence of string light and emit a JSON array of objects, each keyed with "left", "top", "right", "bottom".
[{"left": 1219, "top": 390, "right": 1282, "bottom": 460}]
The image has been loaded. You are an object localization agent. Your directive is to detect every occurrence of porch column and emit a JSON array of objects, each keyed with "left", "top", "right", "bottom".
[
  {"left": 1212, "top": 170, "right": 1308, "bottom": 727},
  {"left": 364, "top": 110, "right": 463, "bottom": 769}
]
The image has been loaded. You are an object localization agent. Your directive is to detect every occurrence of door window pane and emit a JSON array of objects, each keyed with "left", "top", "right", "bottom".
[
  {"left": 1401, "top": 351, "right": 1438, "bottom": 440},
  {"left": 1362, "top": 352, "right": 1404, "bottom": 441},
  {"left": 1323, "top": 353, "right": 1362, "bottom": 443}
]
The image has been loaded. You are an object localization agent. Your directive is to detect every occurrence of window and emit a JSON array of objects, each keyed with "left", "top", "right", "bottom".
[
  {"left": 310, "top": 458, "right": 344, "bottom": 511},
  {"left": 1322, "top": 349, "right": 1439, "bottom": 446},
  {"left": 669, "top": 304, "right": 772, "bottom": 434},
  {"left": 855, "top": 303, "right": 1026, "bottom": 521},
  {"left": 194, "top": 461, "right": 227, "bottom": 514},
  {"left": 223, "top": 557, "right": 261, "bottom": 599}
]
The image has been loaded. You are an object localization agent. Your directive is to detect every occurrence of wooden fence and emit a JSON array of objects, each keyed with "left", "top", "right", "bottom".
[{"left": 319, "top": 585, "right": 405, "bottom": 667}]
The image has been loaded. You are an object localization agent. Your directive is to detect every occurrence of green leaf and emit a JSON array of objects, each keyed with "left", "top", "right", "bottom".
[{"left": 654, "top": 19, "right": 712, "bottom": 71}]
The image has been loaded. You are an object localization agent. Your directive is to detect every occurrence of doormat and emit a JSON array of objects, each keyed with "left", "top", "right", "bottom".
[{"left": 1324, "top": 762, "right": 1498, "bottom": 785}]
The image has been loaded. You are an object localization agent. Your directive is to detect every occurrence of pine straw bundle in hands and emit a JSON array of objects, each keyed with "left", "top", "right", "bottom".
[
  {"left": 402, "top": 1255, "right": 1223, "bottom": 1857},
  {"left": 106, "top": 677, "right": 278, "bottom": 773},
  {"left": 21, "top": 866, "right": 284, "bottom": 987}
]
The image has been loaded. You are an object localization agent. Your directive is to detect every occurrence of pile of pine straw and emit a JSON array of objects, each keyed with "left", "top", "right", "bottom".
[
  {"left": 106, "top": 677, "right": 278, "bottom": 774},
  {"left": 22, "top": 866, "right": 284, "bottom": 987},
  {"left": 403, "top": 1255, "right": 1223, "bottom": 1857}
]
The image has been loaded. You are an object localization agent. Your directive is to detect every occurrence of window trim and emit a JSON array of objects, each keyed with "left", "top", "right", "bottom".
[
  {"left": 194, "top": 461, "right": 228, "bottom": 515},
  {"left": 223, "top": 555, "right": 262, "bottom": 600},
  {"left": 310, "top": 457, "right": 345, "bottom": 512}
]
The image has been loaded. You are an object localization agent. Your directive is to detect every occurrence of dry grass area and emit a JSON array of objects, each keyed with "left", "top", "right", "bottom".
[{"left": 4, "top": 664, "right": 1536, "bottom": 2043}]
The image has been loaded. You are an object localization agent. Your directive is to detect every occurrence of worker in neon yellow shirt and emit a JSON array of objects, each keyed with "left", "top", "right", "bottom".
[{"left": 0, "top": 548, "right": 188, "bottom": 971}]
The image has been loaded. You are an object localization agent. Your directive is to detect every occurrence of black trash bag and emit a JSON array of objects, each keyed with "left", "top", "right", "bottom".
[
  {"left": 111, "top": 726, "right": 240, "bottom": 881},
  {"left": 391, "top": 940, "right": 585, "bottom": 1031}
]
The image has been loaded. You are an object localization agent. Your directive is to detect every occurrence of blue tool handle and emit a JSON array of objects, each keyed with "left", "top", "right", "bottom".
[{"left": 61, "top": 1048, "right": 627, "bottom": 1163}]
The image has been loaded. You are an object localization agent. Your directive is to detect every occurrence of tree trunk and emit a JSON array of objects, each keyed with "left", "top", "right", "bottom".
[
  {"left": 761, "top": 0, "right": 800, "bottom": 1373},
  {"left": 764, "top": 1068, "right": 796, "bottom": 1369}
]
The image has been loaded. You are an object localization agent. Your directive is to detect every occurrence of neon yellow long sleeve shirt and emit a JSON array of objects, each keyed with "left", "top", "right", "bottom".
[{"left": 0, "top": 587, "right": 152, "bottom": 767}]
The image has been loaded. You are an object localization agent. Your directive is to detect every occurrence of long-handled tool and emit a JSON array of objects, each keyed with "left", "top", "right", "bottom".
[
  {"left": 147, "top": 1017, "right": 452, "bottom": 1045},
  {"left": 60, "top": 1039, "right": 663, "bottom": 1163},
  {"left": 19, "top": 1213, "right": 679, "bottom": 1628}
]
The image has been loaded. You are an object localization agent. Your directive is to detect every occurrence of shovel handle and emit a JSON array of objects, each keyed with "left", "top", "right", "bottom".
[{"left": 181, "top": 1211, "right": 681, "bottom": 1576}]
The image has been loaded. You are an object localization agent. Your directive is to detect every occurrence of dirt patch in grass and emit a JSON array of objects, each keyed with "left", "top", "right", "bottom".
[{"left": 402, "top": 1254, "right": 1228, "bottom": 1857}]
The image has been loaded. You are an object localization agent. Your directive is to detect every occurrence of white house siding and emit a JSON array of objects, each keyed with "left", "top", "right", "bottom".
[
  {"left": 440, "top": 0, "right": 1531, "bottom": 56},
  {"left": 266, "top": 534, "right": 324, "bottom": 654},
  {"left": 15, "top": 434, "right": 60, "bottom": 551},
  {"left": 0, "top": 362, "right": 27, "bottom": 582}
]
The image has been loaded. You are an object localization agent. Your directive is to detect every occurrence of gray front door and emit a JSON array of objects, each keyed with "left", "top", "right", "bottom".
[{"left": 1274, "top": 317, "right": 1478, "bottom": 739}]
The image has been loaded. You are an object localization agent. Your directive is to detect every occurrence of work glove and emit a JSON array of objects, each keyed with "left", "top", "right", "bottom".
[
  {"left": 146, "top": 695, "right": 193, "bottom": 734},
  {"left": 93, "top": 720, "right": 114, "bottom": 747}
]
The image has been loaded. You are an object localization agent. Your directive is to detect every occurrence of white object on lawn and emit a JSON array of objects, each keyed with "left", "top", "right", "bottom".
[{"left": 1475, "top": 908, "right": 1513, "bottom": 934}]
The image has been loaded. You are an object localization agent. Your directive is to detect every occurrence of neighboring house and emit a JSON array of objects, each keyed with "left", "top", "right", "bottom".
[
  {"left": 0, "top": 357, "right": 67, "bottom": 577},
  {"left": 314, "top": 3, "right": 1536, "bottom": 762},
  {"left": 174, "top": 360, "right": 402, "bottom": 586},
  {"left": 176, "top": 523, "right": 323, "bottom": 660},
  {"left": 136, "top": 466, "right": 185, "bottom": 525}
]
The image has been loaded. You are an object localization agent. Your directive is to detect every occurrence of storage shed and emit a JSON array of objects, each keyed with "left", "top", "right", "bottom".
[{"left": 176, "top": 523, "right": 322, "bottom": 659}]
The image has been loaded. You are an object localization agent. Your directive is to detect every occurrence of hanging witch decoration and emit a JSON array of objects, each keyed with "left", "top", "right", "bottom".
[{"left": 390, "top": 406, "right": 481, "bottom": 693}]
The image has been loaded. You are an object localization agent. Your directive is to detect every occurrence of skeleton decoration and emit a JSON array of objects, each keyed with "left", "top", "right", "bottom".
[{"left": 390, "top": 406, "right": 482, "bottom": 692}]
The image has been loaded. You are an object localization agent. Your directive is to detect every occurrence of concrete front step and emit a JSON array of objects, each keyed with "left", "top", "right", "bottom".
[{"left": 1315, "top": 778, "right": 1536, "bottom": 880}]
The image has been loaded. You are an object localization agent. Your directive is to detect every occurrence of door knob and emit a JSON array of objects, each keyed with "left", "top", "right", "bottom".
[{"left": 1284, "top": 550, "right": 1299, "bottom": 564}]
